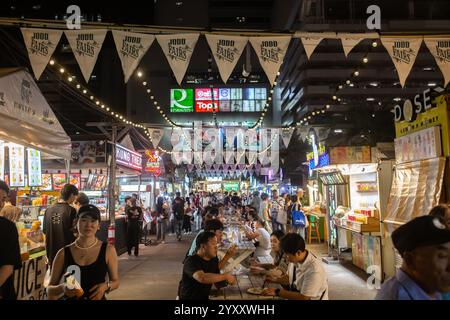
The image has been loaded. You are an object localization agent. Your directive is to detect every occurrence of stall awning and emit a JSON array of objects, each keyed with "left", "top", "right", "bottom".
[
  {"left": 0, "top": 68, "right": 71, "bottom": 159},
  {"left": 384, "top": 157, "right": 445, "bottom": 226}
]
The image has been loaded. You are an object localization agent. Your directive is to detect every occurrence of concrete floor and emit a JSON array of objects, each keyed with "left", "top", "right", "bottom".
[{"left": 108, "top": 234, "right": 377, "bottom": 300}]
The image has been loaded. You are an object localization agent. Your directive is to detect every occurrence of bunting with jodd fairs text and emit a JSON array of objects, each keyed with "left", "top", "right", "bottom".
[
  {"left": 65, "top": 29, "right": 108, "bottom": 83},
  {"left": 112, "top": 31, "right": 155, "bottom": 83},
  {"left": 21, "top": 28, "right": 63, "bottom": 80},
  {"left": 337, "top": 32, "right": 379, "bottom": 57},
  {"left": 156, "top": 33, "right": 200, "bottom": 86},
  {"left": 294, "top": 32, "right": 337, "bottom": 60},
  {"left": 249, "top": 36, "right": 292, "bottom": 85},
  {"left": 205, "top": 34, "right": 248, "bottom": 84},
  {"left": 381, "top": 37, "right": 423, "bottom": 88},
  {"left": 424, "top": 37, "right": 450, "bottom": 87}
]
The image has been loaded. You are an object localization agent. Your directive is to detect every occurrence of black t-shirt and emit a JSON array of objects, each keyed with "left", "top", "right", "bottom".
[
  {"left": 126, "top": 206, "right": 143, "bottom": 227},
  {"left": 0, "top": 217, "right": 22, "bottom": 300},
  {"left": 43, "top": 203, "right": 77, "bottom": 266},
  {"left": 178, "top": 255, "right": 220, "bottom": 300},
  {"left": 172, "top": 197, "right": 185, "bottom": 220}
]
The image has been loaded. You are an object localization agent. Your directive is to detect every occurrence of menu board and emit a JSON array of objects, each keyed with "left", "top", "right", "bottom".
[
  {"left": 319, "top": 171, "right": 347, "bottom": 185},
  {"left": 9, "top": 143, "right": 25, "bottom": 187},
  {"left": 0, "top": 141, "right": 4, "bottom": 180},
  {"left": 330, "top": 146, "right": 371, "bottom": 164},
  {"left": 69, "top": 174, "right": 81, "bottom": 190},
  {"left": 394, "top": 126, "right": 442, "bottom": 164},
  {"left": 27, "top": 148, "right": 42, "bottom": 187},
  {"left": 85, "top": 174, "right": 108, "bottom": 191},
  {"left": 52, "top": 174, "right": 67, "bottom": 191},
  {"left": 39, "top": 174, "right": 52, "bottom": 191}
]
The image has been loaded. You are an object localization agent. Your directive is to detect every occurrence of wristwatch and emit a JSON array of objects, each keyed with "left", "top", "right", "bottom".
[{"left": 275, "top": 288, "right": 281, "bottom": 297}]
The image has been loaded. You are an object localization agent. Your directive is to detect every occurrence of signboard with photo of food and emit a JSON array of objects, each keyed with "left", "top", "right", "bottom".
[
  {"left": 69, "top": 174, "right": 81, "bottom": 190},
  {"left": 52, "top": 174, "right": 67, "bottom": 191}
]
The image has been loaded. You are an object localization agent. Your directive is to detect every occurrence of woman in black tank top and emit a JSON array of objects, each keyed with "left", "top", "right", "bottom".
[{"left": 47, "top": 205, "right": 120, "bottom": 300}]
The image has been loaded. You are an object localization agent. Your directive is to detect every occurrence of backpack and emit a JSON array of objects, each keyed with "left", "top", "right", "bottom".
[{"left": 292, "top": 207, "right": 306, "bottom": 227}]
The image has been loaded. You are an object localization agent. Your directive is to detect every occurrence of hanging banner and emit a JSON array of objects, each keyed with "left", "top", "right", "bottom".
[
  {"left": 9, "top": 143, "right": 25, "bottom": 187},
  {"left": 238, "top": 164, "right": 246, "bottom": 171},
  {"left": 424, "top": 38, "right": 450, "bottom": 87},
  {"left": 156, "top": 33, "right": 199, "bottom": 86},
  {"left": 187, "top": 164, "right": 194, "bottom": 172},
  {"left": 381, "top": 37, "right": 423, "bottom": 88},
  {"left": 112, "top": 31, "right": 155, "bottom": 83},
  {"left": 21, "top": 28, "right": 63, "bottom": 80},
  {"left": 249, "top": 36, "right": 291, "bottom": 85},
  {"left": 337, "top": 33, "right": 378, "bottom": 57},
  {"left": 0, "top": 141, "right": 4, "bottom": 180},
  {"left": 195, "top": 163, "right": 203, "bottom": 171},
  {"left": 147, "top": 128, "right": 164, "bottom": 148},
  {"left": 281, "top": 128, "right": 295, "bottom": 148},
  {"left": 65, "top": 29, "right": 108, "bottom": 83},
  {"left": 205, "top": 34, "right": 248, "bottom": 83},
  {"left": 295, "top": 32, "right": 336, "bottom": 60},
  {"left": 297, "top": 126, "right": 309, "bottom": 142}
]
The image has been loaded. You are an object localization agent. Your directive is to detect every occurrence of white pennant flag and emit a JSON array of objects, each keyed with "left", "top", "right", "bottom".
[
  {"left": 156, "top": 33, "right": 199, "bottom": 85},
  {"left": 195, "top": 163, "right": 203, "bottom": 171},
  {"left": 295, "top": 32, "right": 336, "bottom": 60},
  {"left": 281, "top": 128, "right": 295, "bottom": 148},
  {"left": 147, "top": 128, "right": 164, "bottom": 148},
  {"left": 337, "top": 33, "right": 378, "bottom": 57},
  {"left": 187, "top": 164, "right": 194, "bottom": 172},
  {"left": 297, "top": 127, "right": 309, "bottom": 142},
  {"left": 249, "top": 36, "right": 291, "bottom": 85},
  {"left": 21, "top": 28, "right": 63, "bottom": 80},
  {"left": 205, "top": 34, "right": 248, "bottom": 83},
  {"left": 65, "top": 30, "right": 108, "bottom": 83},
  {"left": 112, "top": 31, "right": 155, "bottom": 83},
  {"left": 424, "top": 38, "right": 450, "bottom": 87},
  {"left": 381, "top": 37, "right": 423, "bottom": 88}
]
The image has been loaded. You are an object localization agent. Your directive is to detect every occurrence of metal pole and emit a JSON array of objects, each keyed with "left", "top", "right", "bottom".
[{"left": 109, "top": 125, "right": 117, "bottom": 224}]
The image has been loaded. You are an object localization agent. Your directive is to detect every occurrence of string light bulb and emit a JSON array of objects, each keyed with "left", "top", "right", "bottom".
[{"left": 49, "top": 60, "right": 55, "bottom": 65}]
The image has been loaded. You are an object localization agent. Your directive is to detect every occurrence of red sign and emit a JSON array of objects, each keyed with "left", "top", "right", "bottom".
[
  {"left": 52, "top": 174, "right": 67, "bottom": 191},
  {"left": 195, "top": 101, "right": 219, "bottom": 112},
  {"left": 195, "top": 88, "right": 218, "bottom": 101},
  {"left": 144, "top": 150, "right": 161, "bottom": 176},
  {"left": 69, "top": 174, "right": 81, "bottom": 189}
]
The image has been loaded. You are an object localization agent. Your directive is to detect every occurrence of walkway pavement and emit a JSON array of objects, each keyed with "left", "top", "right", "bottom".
[{"left": 108, "top": 234, "right": 377, "bottom": 300}]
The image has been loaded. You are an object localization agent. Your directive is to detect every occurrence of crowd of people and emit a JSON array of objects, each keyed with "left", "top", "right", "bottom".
[{"left": 0, "top": 179, "right": 449, "bottom": 301}]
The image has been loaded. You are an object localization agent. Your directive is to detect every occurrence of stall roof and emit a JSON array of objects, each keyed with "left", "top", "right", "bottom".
[{"left": 0, "top": 68, "right": 71, "bottom": 159}]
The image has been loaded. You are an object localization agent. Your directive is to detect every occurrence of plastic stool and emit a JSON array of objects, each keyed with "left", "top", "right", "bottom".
[{"left": 308, "top": 215, "right": 321, "bottom": 244}]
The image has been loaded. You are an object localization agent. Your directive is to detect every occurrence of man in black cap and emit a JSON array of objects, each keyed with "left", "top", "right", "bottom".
[{"left": 376, "top": 215, "right": 450, "bottom": 300}]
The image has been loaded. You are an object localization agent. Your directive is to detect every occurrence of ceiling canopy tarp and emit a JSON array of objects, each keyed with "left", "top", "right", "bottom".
[
  {"left": 384, "top": 157, "right": 445, "bottom": 226},
  {"left": 0, "top": 68, "right": 71, "bottom": 159}
]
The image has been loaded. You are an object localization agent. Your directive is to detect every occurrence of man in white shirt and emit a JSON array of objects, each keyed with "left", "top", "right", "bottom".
[{"left": 263, "top": 233, "right": 328, "bottom": 300}]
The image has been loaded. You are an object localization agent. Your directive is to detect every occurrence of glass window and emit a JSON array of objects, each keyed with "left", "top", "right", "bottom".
[
  {"left": 255, "top": 88, "right": 267, "bottom": 99},
  {"left": 231, "top": 88, "right": 242, "bottom": 100},
  {"left": 219, "top": 100, "right": 231, "bottom": 112},
  {"left": 231, "top": 100, "right": 242, "bottom": 112},
  {"left": 243, "top": 88, "right": 255, "bottom": 100}
]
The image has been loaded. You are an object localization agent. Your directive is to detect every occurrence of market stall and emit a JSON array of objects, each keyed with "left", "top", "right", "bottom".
[
  {"left": 0, "top": 68, "right": 72, "bottom": 299},
  {"left": 315, "top": 145, "right": 394, "bottom": 276},
  {"left": 382, "top": 91, "right": 449, "bottom": 279}
]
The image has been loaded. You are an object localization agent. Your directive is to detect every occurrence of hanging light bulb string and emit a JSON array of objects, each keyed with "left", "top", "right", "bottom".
[{"left": 47, "top": 59, "right": 146, "bottom": 131}]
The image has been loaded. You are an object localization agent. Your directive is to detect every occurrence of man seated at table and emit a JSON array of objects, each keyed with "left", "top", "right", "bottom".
[
  {"left": 185, "top": 219, "right": 236, "bottom": 270},
  {"left": 244, "top": 217, "right": 273, "bottom": 263},
  {"left": 263, "top": 233, "right": 328, "bottom": 300},
  {"left": 178, "top": 231, "right": 237, "bottom": 300}
]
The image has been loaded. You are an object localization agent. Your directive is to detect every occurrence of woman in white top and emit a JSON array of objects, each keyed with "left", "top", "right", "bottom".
[{"left": 245, "top": 217, "right": 272, "bottom": 262}]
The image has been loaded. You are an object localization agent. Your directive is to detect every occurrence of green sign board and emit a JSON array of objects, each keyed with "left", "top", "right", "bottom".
[
  {"left": 170, "top": 89, "right": 194, "bottom": 112},
  {"left": 223, "top": 182, "right": 240, "bottom": 191}
]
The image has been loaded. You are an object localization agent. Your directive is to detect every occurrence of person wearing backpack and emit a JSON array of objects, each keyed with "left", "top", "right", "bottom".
[
  {"left": 172, "top": 192, "right": 185, "bottom": 241},
  {"left": 290, "top": 195, "right": 309, "bottom": 239}
]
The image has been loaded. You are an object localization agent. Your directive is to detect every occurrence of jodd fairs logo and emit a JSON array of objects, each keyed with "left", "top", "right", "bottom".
[
  {"left": 392, "top": 41, "right": 416, "bottom": 64},
  {"left": 168, "top": 38, "right": 191, "bottom": 61},
  {"left": 260, "top": 41, "right": 281, "bottom": 63},
  {"left": 216, "top": 39, "right": 240, "bottom": 63},
  {"left": 75, "top": 33, "right": 99, "bottom": 57},
  {"left": 121, "top": 35, "right": 144, "bottom": 60}
]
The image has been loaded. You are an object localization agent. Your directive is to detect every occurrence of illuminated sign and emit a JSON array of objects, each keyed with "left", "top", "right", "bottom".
[
  {"left": 27, "top": 148, "right": 42, "bottom": 187},
  {"left": 170, "top": 87, "right": 267, "bottom": 113},
  {"left": 309, "top": 152, "right": 330, "bottom": 170},
  {"left": 144, "top": 150, "right": 161, "bottom": 176},
  {"left": 170, "top": 89, "right": 194, "bottom": 112},
  {"left": 116, "top": 144, "right": 142, "bottom": 171},
  {"left": 195, "top": 100, "right": 219, "bottom": 112}
]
